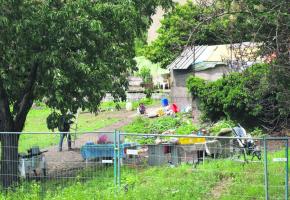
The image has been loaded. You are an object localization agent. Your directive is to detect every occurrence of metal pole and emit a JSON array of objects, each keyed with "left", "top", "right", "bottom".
[
  {"left": 113, "top": 130, "right": 117, "bottom": 186},
  {"left": 263, "top": 136, "right": 269, "bottom": 200},
  {"left": 117, "top": 130, "right": 121, "bottom": 187},
  {"left": 286, "top": 138, "right": 289, "bottom": 200}
]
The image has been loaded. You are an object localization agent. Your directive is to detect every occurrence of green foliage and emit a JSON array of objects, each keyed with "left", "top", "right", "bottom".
[
  {"left": 0, "top": 0, "right": 173, "bottom": 132},
  {"left": 123, "top": 115, "right": 200, "bottom": 135},
  {"left": 132, "top": 98, "right": 157, "bottom": 110},
  {"left": 0, "top": 0, "right": 154, "bottom": 182},
  {"left": 122, "top": 116, "right": 179, "bottom": 134},
  {"left": 209, "top": 120, "right": 235, "bottom": 135},
  {"left": 46, "top": 111, "right": 60, "bottom": 130},
  {"left": 2, "top": 152, "right": 287, "bottom": 199},
  {"left": 185, "top": 76, "right": 206, "bottom": 97},
  {"left": 144, "top": 88, "right": 153, "bottom": 98},
  {"left": 250, "top": 127, "right": 265, "bottom": 137},
  {"left": 187, "top": 64, "right": 271, "bottom": 127},
  {"left": 134, "top": 56, "right": 168, "bottom": 77},
  {"left": 123, "top": 116, "right": 179, "bottom": 133},
  {"left": 99, "top": 101, "right": 126, "bottom": 111},
  {"left": 100, "top": 98, "right": 157, "bottom": 111},
  {"left": 143, "top": 2, "right": 253, "bottom": 68},
  {"left": 176, "top": 122, "right": 199, "bottom": 135},
  {"left": 149, "top": 117, "right": 180, "bottom": 133},
  {"left": 134, "top": 36, "right": 147, "bottom": 56},
  {"left": 122, "top": 117, "right": 151, "bottom": 133},
  {"left": 138, "top": 66, "right": 152, "bottom": 83}
]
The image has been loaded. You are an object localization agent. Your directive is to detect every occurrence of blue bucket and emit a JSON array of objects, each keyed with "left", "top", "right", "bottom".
[{"left": 161, "top": 98, "right": 169, "bottom": 107}]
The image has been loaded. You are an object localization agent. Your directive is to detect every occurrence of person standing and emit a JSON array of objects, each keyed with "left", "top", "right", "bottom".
[{"left": 58, "top": 114, "right": 73, "bottom": 152}]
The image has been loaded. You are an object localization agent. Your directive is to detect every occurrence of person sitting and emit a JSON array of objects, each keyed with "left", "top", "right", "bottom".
[{"left": 138, "top": 103, "right": 146, "bottom": 115}]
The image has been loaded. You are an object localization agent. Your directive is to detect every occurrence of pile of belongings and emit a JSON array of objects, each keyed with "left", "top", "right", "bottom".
[{"left": 148, "top": 98, "right": 180, "bottom": 118}]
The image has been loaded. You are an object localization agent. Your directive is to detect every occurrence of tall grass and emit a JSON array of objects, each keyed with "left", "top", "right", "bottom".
[{"left": 3, "top": 152, "right": 288, "bottom": 200}]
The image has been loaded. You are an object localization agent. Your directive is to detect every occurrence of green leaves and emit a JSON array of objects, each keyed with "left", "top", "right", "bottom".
[
  {"left": 186, "top": 76, "right": 206, "bottom": 97},
  {"left": 46, "top": 111, "right": 60, "bottom": 130},
  {"left": 144, "top": 2, "right": 235, "bottom": 68},
  {"left": 187, "top": 64, "right": 271, "bottom": 127},
  {"left": 0, "top": 0, "right": 173, "bottom": 128}
]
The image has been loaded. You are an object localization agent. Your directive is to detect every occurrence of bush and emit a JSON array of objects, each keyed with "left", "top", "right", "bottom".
[
  {"left": 187, "top": 64, "right": 272, "bottom": 128},
  {"left": 138, "top": 66, "right": 152, "bottom": 84},
  {"left": 250, "top": 127, "right": 265, "bottom": 137},
  {"left": 209, "top": 120, "right": 235, "bottom": 135},
  {"left": 176, "top": 122, "right": 199, "bottom": 135},
  {"left": 149, "top": 116, "right": 180, "bottom": 133},
  {"left": 123, "top": 115, "right": 201, "bottom": 136},
  {"left": 122, "top": 117, "right": 151, "bottom": 133},
  {"left": 123, "top": 116, "right": 180, "bottom": 134}
]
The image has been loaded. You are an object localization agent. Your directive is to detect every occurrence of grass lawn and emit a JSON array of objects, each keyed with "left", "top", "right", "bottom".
[
  {"left": 0, "top": 165, "right": 221, "bottom": 200},
  {"left": 18, "top": 97, "right": 159, "bottom": 151},
  {"left": 19, "top": 107, "right": 119, "bottom": 152},
  {"left": 2, "top": 154, "right": 287, "bottom": 200},
  {"left": 100, "top": 98, "right": 159, "bottom": 111}
]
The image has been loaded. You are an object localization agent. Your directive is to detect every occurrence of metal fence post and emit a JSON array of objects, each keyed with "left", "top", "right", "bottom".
[
  {"left": 263, "top": 136, "right": 269, "bottom": 200},
  {"left": 117, "top": 130, "right": 121, "bottom": 187},
  {"left": 113, "top": 130, "right": 117, "bottom": 186},
  {"left": 286, "top": 138, "right": 289, "bottom": 200}
]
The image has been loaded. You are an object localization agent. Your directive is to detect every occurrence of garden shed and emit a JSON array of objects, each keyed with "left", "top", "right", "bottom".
[{"left": 167, "top": 42, "right": 259, "bottom": 120}]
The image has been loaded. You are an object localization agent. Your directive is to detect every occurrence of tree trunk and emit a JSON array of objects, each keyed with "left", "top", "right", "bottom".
[{"left": 0, "top": 133, "right": 19, "bottom": 188}]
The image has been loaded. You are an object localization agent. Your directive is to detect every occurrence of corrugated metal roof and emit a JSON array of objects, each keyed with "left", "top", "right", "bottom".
[
  {"left": 167, "top": 42, "right": 259, "bottom": 71},
  {"left": 167, "top": 46, "right": 208, "bottom": 70}
]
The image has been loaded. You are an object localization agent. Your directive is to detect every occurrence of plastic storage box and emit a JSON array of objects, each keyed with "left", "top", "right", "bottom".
[
  {"left": 80, "top": 142, "right": 136, "bottom": 161},
  {"left": 178, "top": 137, "right": 206, "bottom": 144}
]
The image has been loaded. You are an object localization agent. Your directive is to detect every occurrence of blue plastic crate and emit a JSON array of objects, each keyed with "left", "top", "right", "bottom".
[{"left": 80, "top": 142, "right": 135, "bottom": 161}]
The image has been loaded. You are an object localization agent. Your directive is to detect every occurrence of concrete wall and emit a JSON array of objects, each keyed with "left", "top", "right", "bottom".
[
  {"left": 170, "top": 68, "right": 193, "bottom": 108},
  {"left": 195, "top": 65, "right": 228, "bottom": 81},
  {"left": 171, "top": 68, "right": 193, "bottom": 87},
  {"left": 170, "top": 86, "right": 192, "bottom": 109}
]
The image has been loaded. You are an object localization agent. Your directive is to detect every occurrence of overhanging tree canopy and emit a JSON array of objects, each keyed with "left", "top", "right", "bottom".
[
  {"left": 0, "top": 0, "right": 173, "bottom": 188},
  {"left": 143, "top": 0, "right": 287, "bottom": 69}
]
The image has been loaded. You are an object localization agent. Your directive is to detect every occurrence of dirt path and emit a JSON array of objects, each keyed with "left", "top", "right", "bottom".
[
  {"left": 43, "top": 106, "right": 159, "bottom": 176},
  {"left": 210, "top": 178, "right": 232, "bottom": 200}
]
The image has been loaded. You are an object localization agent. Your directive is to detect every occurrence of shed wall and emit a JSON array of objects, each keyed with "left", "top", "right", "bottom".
[
  {"left": 172, "top": 68, "right": 193, "bottom": 87},
  {"left": 195, "top": 65, "right": 228, "bottom": 81}
]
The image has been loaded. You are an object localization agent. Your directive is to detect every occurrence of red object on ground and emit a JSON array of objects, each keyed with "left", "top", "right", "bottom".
[{"left": 171, "top": 103, "right": 179, "bottom": 113}]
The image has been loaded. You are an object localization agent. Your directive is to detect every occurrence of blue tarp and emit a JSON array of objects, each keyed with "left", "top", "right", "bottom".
[{"left": 80, "top": 143, "right": 136, "bottom": 160}]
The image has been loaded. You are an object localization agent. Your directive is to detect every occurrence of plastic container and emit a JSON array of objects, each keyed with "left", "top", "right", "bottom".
[
  {"left": 179, "top": 137, "right": 206, "bottom": 144},
  {"left": 126, "top": 102, "right": 133, "bottom": 111},
  {"left": 161, "top": 98, "right": 169, "bottom": 107}
]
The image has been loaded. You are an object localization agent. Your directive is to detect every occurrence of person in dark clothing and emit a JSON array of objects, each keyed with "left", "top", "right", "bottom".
[
  {"left": 138, "top": 103, "right": 146, "bottom": 114},
  {"left": 58, "top": 114, "right": 74, "bottom": 152}
]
